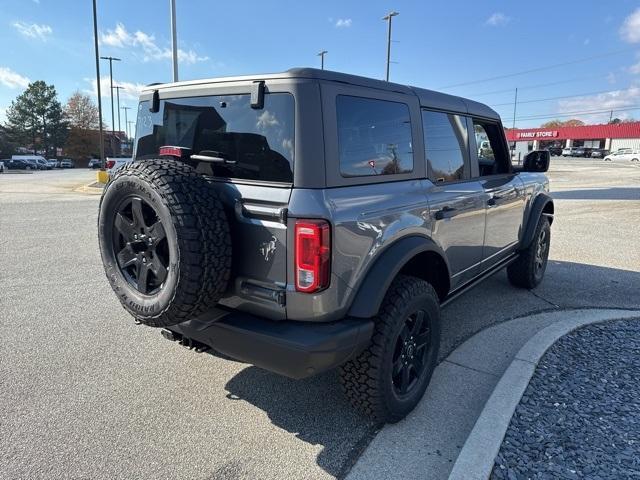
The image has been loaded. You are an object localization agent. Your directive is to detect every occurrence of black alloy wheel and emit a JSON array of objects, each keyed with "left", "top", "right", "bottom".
[
  {"left": 534, "top": 226, "right": 549, "bottom": 277},
  {"left": 392, "top": 309, "right": 433, "bottom": 396},
  {"left": 112, "top": 196, "right": 169, "bottom": 295},
  {"left": 339, "top": 275, "right": 441, "bottom": 423}
]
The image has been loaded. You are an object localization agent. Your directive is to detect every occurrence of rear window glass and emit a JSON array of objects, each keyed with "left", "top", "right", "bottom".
[
  {"left": 336, "top": 95, "right": 413, "bottom": 177},
  {"left": 134, "top": 93, "right": 294, "bottom": 183}
]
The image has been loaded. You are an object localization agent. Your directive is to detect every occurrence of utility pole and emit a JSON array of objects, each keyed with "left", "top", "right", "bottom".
[
  {"left": 512, "top": 87, "right": 518, "bottom": 130},
  {"left": 121, "top": 106, "right": 131, "bottom": 139},
  {"left": 92, "top": 0, "right": 105, "bottom": 166},
  {"left": 383, "top": 11, "right": 399, "bottom": 81},
  {"left": 170, "top": 0, "right": 179, "bottom": 82},
  {"left": 100, "top": 56, "right": 121, "bottom": 133},
  {"left": 609, "top": 110, "right": 614, "bottom": 123},
  {"left": 114, "top": 85, "right": 124, "bottom": 133},
  {"left": 317, "top": 50, "right": 328, "bottom": 70},
  {"left": 127, "top": 120, "right": 135, "bottom": 151}
]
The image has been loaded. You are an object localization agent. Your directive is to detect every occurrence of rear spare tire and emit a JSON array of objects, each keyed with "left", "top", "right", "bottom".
[{"left": 98, "top": 158, "right": 231, "bottom": 327}]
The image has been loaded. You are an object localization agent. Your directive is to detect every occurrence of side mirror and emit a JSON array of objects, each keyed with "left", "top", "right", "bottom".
[{"left": 522, "top": 150, "right": 550, "bottom": 172}]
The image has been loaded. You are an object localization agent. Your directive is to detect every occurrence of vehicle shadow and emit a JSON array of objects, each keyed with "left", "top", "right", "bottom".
[
  {"left": 223, "top": 260, "right": 640, "bottom": 479},
  {"left": 224, "top": 367, "right": 374, "bottom": 478},
  {"left": 552, "top": 187, "right": 640, "bottom": 200}
]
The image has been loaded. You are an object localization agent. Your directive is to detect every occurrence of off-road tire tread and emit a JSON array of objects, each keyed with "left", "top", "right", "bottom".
[
  {"left": 100, "top": 158, "right": 231, "bottom": 327},
  {"left": 507, "top": 216, "right": 550, "bottom": 289},
  {"left": 339, "top": 275, "right": 439, "bottom": 423}
]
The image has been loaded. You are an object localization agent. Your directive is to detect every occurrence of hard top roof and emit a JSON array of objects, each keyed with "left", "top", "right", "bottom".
[{"left": 143, "top": 67, "right": 499, "bottom": 120}]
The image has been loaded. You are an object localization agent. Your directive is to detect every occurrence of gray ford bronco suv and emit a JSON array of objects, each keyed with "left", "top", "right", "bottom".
[{"left": 98, "top": 68, "right": 553, "bottom": 423}]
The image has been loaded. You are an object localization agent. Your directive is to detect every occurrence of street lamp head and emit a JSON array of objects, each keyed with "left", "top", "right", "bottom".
[
  {"left": 317, "top": 50, "right": 328, "bottom": 56},
  {"left": 383, "top": 11, "right": 399, "bottom": 20}
]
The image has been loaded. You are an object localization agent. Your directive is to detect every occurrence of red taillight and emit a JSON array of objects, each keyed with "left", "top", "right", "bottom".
[
  {"left": 295, "top": 220, "right": 331, "bottom": 293},
  {"left": 105, "top": 159, "right": 115, "bottom": 169},
  {"left": 159, "top": 146, "right": 183, "bottom": 157}
]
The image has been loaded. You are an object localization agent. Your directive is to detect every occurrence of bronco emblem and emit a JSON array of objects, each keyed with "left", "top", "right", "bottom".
[{"left": 260, "top": 236, "right": 277, "bottom": 262}]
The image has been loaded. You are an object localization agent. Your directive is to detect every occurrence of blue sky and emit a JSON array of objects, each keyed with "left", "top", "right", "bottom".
[{"left": 1, "top": 0, "right": 640, "bottom": 129}]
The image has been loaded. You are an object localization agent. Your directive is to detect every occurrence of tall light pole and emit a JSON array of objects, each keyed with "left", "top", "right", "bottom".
[
  {"left": 317, "top": 50, "right": 328, "bottom": 70},
  {"left": 121, "top": 106, "right": 131, "bottom": 139},
  {"left": 127, "top": 120, "right": 135, "bottom": 151},
  {"left": 114, "top": 85, "right": 124, "bottom": 133},
  {"left": 100, "top": 56, "right": 121, "bottom": 133},
  {"left": 170, "top": 0, "right": 179, "bottom": 82},
  {"left": 92, "top": 0, "right": 105, "bottom": 165},
  {"left": 383, "top": 11, "right": 399, "bottom": 82}
]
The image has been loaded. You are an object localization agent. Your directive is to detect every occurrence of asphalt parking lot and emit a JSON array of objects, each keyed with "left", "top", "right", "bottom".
[{"left": 1, "top": 159, "right": 639, "bottom": 480}]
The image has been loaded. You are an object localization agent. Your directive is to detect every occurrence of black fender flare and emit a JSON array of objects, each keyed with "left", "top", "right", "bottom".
[
  {"left": 520, "top": 193, "right": 554, "bottom": 250},
  {"left": 347, "top": 236, "right": 450, "bottom": 319}
]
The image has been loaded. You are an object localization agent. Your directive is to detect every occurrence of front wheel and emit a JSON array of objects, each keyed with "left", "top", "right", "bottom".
[
  {"left": 507, "top": 216, "right": 551, "bottom": 289},
  {"left": 339, "top": 275, "right": 441, "bottom": 423}
]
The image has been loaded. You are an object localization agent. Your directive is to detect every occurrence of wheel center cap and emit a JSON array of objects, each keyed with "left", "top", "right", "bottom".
[{"left": 406, "top": 343, "right": 415, "bottom": 358}]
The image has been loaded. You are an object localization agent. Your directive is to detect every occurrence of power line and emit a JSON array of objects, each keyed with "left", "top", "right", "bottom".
[
  {"left": 501, "top": 105, "right": 640, "bottom": 122},
  {"left": 489, "top": 86, "right": 640, "bottom": 107},
  {"left": 466, "top": 74, "right": 611, "bottom": 97},
  {"left": 437, "top": 48, "right": 634, "bottom": 90}
]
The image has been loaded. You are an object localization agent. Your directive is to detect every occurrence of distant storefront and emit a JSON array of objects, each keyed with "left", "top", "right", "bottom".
[{"left": 505, "top": 121, "right": 640, "bottom": 158}]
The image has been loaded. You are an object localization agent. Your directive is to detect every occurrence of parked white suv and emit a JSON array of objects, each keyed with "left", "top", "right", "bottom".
[{"left": 603, "top": 149, "right": 640, "bottom": 162}]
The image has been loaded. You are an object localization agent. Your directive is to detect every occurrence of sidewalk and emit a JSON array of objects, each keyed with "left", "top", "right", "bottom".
[{"left": 347, "top": 308, "right": 640, "bottom": 480}]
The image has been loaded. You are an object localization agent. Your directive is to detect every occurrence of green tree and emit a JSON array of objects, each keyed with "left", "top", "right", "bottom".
[
  {"left": 540, "top": 119, "right": 585, "bottom": 128},
  {"left": 5, "top": 81, "right": 67, "bottom": 157},
  {"left": 0, "top": 125, "right": 16, "bottom": 157},
  {"left": 64, "top": 91, "right": 100, "bottom": 160}
]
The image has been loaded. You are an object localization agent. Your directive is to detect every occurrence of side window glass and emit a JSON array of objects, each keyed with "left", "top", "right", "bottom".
[
  {"left": 422, "top": 110, "right": 468, "bottom": 183},
  {"left": 337, "top": 95, "right": 414, "bottom": 177},
  {"left": 474, "top": 121, "right": 509, "bottom": 176}
]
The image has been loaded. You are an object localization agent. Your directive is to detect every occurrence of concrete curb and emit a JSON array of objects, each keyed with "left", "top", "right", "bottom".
[
  {"left": 448, "top": 309, "right": 640, "bottom": 480},
  {"left": 74, "top": 182, "right": 105, "bottom": 195}
]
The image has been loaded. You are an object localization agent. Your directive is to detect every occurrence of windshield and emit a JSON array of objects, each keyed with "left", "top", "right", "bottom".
[{"left": 134, "top": 93, "right": 294, "bottom": 183}]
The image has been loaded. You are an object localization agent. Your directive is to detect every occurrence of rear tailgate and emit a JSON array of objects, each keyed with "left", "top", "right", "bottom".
[{"left": 213, "top": 181, "right": 290, "bottom": 318}]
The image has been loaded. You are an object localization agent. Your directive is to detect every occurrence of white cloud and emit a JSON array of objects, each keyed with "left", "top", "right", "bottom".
[
  {"left": 84, "top": 76, "right": 146, "bottom": 103},
  {"left": 620, "top": 8, "right": 640, "bottom": 43},
  {"left": 607, "top": 72, "right": 617, "bottom": 84},
  {"left": 335, "top": 18, "right": 352, "bottom": 28},
  {"left": 556, "top": 86, "right": 640, "bottom": 122},
  {"left": 485, "top": 13, "right": 510, "bottom": 27},
  {"left": 12, "top": 21, "right": 52, "bottom": 41},
  {"left": 100, "top": 22, "right": 208, "bottom": 65},
  {"left": 0, "top": 67, "right": 30, "bottom": 89}
]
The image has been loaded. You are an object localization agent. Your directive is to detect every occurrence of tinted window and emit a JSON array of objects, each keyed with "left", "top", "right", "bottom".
[
  {"left": 337, "top": 95, "right": 413, "bottom": 177},
  {"left": 422, "top": 110, "right": 468, "bottom": 183},
  {"left": 473, "top": 121, "right": 509, "bottom": 176},
  {"left": 134, "top": 93, "right": 294, "bottom": 183}
]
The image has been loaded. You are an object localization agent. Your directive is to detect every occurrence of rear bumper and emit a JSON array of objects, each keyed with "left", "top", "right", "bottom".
[{"left": 166, "top": 311, "right": 374, "bottom": 379}]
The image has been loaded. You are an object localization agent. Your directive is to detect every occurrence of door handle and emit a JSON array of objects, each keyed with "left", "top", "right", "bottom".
[
  {"left": 487, "top": 195, "right": 502, "bottom": 207},
  {"left": 434, "top": 206, "right": 457, "bottom": 220}
]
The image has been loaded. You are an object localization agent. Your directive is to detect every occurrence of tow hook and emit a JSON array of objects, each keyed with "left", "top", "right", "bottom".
[{"left": 161, "top": 329, "right": 210, "bottom": 353}]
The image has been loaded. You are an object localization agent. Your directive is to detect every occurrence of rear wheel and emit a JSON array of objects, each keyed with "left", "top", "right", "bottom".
[
  {"left": 507, "top": 216, "right": 551, "bottom": 289},
  {"left": 98, "top": 158, "right": 232, "bottom": 327},
  {"left": 339, "top": 275, "right": 441, "bottom": 423}
]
